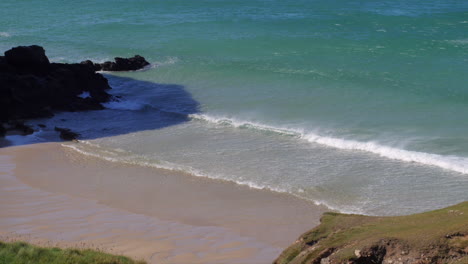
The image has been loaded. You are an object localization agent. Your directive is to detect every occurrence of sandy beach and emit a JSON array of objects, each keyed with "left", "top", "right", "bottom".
[{"left": 0, "top": 142, "right": 327, "bottom": 264}]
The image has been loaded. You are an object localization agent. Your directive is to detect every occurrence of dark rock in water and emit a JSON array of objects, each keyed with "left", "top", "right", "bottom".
[
  {"left": 0, "top": 121, "right": 35, "bottom": 136},
  {"left": 80, "top": 60, "right": 102, "bottom": 72},
  {"left": 4, "top": 45, "right": 50, "bottom": 72},
  {"left": 0, "top": 45, "right": 150, "bottom": 139},
  {"left": 112, "top": 55, "right": 150, "bottom": 71},
  {"left": 0, "top": 45, "right": 112, "bottom": 124},
  {"left": 81, "top": 55, "right": 150, "bottom": 72},
  {"left": 12, "top": 122, "right": 35, "bottom": 135},
  {"left": 55, "top": 127, "right": 80, "bottom": 141},
  {"left": 38, "top": 124, "right": 46, "bottom": 128}
]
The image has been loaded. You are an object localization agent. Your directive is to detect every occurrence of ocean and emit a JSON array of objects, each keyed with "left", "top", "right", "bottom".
[{"left": 1, "top": 0, "right": 467, "bottom": 215}]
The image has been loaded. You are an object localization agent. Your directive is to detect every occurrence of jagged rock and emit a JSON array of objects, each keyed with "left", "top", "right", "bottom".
[
  {"left": 352, "top": 244, "right": 387, "bottom": 264},
  {"left": 81, "top": 55, "right": 150, "bottom": 72},
  {"left": 0, "top": 45, "right": 151, "bottom": 140},
  {"left": 0, "top": 45, "right": 112, "bottom": 124},
  {"left": 80, "top": 60, "right": 102, "bottom": 71},
  {"left": 55, "top": 127, "right": 79, "bottom": 141}
]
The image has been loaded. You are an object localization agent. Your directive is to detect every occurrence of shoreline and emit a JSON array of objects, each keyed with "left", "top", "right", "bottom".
[{"left": 0, "top": 142, "right": 327, "bottom": 263}]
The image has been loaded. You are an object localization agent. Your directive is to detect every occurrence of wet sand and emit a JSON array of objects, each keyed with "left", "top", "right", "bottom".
[{"left": 0, "top": 142, "right": 327, "bottom": 263}]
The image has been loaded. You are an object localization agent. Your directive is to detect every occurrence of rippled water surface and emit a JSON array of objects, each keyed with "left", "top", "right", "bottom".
[{"left": 2, "top": 0, "right": 468, "bottom": 215}]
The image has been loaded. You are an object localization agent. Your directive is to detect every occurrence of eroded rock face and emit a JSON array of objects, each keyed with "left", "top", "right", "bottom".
[
  {"left": 274, "top": 202, "right": 468, "bottom": 264},
  {"left": 0, "top": 45, "right": 112, "bottom": 123}
]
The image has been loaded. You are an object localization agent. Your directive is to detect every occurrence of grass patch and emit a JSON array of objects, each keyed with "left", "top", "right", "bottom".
[
  {"left": 274, "top": 202, "right": 468, "bottom": 264},
  {"left": 0, "top": 241, "right": 146, "bottom": 264}
]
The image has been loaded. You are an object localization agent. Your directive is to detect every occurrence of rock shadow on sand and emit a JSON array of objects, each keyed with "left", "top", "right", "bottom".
[{"left": 1, "top": 75, "right": 200, "bottom": 147}]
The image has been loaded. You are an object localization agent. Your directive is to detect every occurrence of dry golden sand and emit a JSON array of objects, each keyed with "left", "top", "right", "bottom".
[{"left": 0, "top": 142, "right": 326, "bottom": 264}]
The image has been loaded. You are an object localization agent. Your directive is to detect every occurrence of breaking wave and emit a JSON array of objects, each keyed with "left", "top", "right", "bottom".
[{"left": 190, "top": 114, "right": 468, "bottom": 175}]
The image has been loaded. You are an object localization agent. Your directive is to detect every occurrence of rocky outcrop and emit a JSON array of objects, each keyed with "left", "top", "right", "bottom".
[
  {"left": 5, "top": 45, "right": 50, "bottom": 71},
  {"left": 0, "top": 45, "right": 152, "bottom": 141},
  {"left": 80, "top": 55, "right": 150, "bottom": 72},
  {"left": 0, "top": 45, "right": 112, "bottom": 123},
  {"left": 54, "top": 127, "right": 80, "bottom": 141},
  {"left": 274, "top": 202, "right": 468, "bottom": 264}
]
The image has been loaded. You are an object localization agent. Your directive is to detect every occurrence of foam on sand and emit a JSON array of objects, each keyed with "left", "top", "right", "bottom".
[{"left": 1, "top": 142, "right": 326, "bottom": 264}]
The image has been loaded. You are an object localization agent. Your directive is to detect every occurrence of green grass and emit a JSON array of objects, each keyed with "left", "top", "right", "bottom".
[
  {"left": 0, "top": 241, "right": 146, "bottom": 264},
  {"left": 274, "top": 202, "right": 468, "bottom": 264}
]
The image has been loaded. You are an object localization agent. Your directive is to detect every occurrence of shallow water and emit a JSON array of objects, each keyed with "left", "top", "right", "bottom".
[{"left": 2, "top": 0, "right": 468, "bottom": 215}]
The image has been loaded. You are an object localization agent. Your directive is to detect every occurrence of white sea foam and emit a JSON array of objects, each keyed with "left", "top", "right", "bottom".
[
  {"left": 155, "top": 57, "right": 179, "bottom": 66},
  {"left": 62, "top": 142, "right": 203, "bottom": 174},
  {"left": 0, "top": 32, "right": 10, "bottom": 37},
  {"left": 62, "top": 141, "right": 372, "bottom": 214},
  {"left": 62, "top": 142, "right": 321, "bottom": 202},
  {"left": 190, "top": 114, "right": 468, "bottom": 175},
  {"left": 447, "top": 39, "right": 468, "bottom": 45},
  {"left": 189, "top": 114, "right": 301, "bottom": 137},
  {"left": 303, "top": 133, "right": 468, "bottom": 175}
]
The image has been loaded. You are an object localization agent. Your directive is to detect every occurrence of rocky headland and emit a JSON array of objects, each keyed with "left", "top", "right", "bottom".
[
  {"left": 0, "top": 45, "right": 149, "bottom": 139},
  {"left": 274, "top": 202, "right": 468, "bottom": 264}
]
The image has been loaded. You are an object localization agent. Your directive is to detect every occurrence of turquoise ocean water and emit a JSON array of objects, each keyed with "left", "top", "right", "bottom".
[{"left": 2, "top": 0, "right": 468, "bottom": 215}]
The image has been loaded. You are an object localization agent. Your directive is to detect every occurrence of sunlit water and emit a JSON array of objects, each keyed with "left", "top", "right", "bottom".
[{"left": 2, "top": 0, "right": 467, "bottom": 215}]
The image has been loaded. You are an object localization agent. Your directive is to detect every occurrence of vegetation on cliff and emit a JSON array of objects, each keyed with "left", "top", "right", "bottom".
[
  {"left": 274, "top": 202, "right": 468, "bottom": 264},
  {"left": 0, "top": 241, "right": 146, "bottom": 264}
]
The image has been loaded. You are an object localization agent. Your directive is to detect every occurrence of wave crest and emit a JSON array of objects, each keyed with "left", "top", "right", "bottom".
[{"left": 190, "top": 114, "right": 468, "bottom": 175}]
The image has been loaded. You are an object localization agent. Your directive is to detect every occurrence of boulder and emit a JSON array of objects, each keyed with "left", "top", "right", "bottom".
[
  {"left": 4, "top": 45, "right": 50, "bottom": 72},
  {"left": 55, "top": 127, "right": 80, "bottom": 141},
  {"left": 112, "top": 55, "right": 150, "bottom": 71}
]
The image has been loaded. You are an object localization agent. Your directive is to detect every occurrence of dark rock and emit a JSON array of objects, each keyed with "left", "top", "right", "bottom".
[
  {"left": 80, "top": 60, "right": 102, "bottom": 71},
  {"left": 113, "top": 55, "right": 150, "bottom": 71},
  {"left": 352, "top": 245, "right": 386, "bottom": 264},
  {"left": 38, "top": 124, "right": 46, "bottom": 128},
  {"left": 0, "top": 121, "right": 35, "bottom": 136},
  {"left": 4, "top": 45, "right": 50, "bottom": 72},
  {"left": 12, "top": 122, "right": 35, "bottom": 135},
  {"left": 0, "top": 45, "right": 112, "bottom": 124},
  {"left": 55, "top": 127, "right": 80, "bottom": 141},
  {"left": 81, "top": 55, "right": 150, "bottom": 72},
  {"left": 100, "top": 61, "right": 115, "bottom": 71}
]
